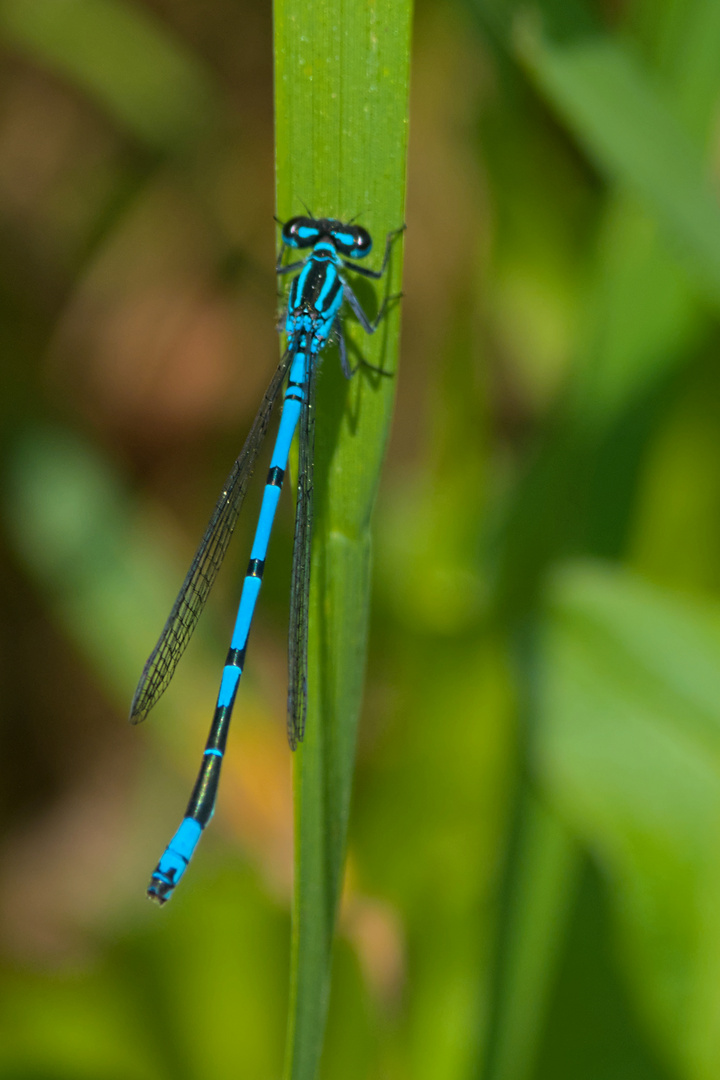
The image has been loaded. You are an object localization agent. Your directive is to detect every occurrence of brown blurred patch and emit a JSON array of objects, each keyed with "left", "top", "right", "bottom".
[
  {"left": 45, "top": 180, "right": 274, "bottom": 449},
  {"left": 341, "top": 874, "right": 406, "bottom": 1009}
]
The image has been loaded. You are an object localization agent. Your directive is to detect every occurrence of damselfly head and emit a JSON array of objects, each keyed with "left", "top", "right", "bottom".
[{"left": 282, "top": 216, "right": 373, "bottom": 259}]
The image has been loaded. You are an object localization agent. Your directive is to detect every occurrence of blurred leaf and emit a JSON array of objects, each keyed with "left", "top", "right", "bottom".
[
  {"left": 354, "top": 636, "right": 514, "bottom": 1080},
  {"left": 274, "top": 0, "right": 411, "bottom": 1076},
  {"left": 572, "top": 194, "right": 705, "bottom": 431},
  {"left": 629, "top": 360, "right": 720, "bottom": 593},
  {"left": 538, "top": 561, "right": 720, "bottom": 1077},
  {"left": 114, "top": 868, "right": 289, "bottom": 1080},
  {"left": 0, "top": 0, "right": 220, "bottom": 153},
  {"left": 629, "top": 0, "right": 720, "bottom": 142},
  {"left": 532, "top": 857, "right": 675, "bottom": 1080},
  {"left": 0, "top": 867, "right": 288, "bottom": 1080},
  {"left": 3, "top": 426, "right": 224, "bottom": 752},
  {"left": 516, "top": 23, "right": 720, "bottom": 309},
  {"left": 568, "top": 0, "right": 720, "bottom": 424},
  {"left": 0, "top": 966, "right": 158, "bottom": 1080},
  {"left": 465, "top": 0, "right": 598, "bottom": 61},
  {"left": 481, "top": 790, "right": 579, "bottom": 1080}
]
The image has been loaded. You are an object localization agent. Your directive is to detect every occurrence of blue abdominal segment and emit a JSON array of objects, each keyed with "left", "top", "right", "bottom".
[{"left": 147, "top": 818, "right": 202, "bottom": 904}]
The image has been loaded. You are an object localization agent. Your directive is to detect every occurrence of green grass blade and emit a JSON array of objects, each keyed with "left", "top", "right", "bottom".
[{"left": 274, "top": 2, "right": 412, "bottom": 1077}]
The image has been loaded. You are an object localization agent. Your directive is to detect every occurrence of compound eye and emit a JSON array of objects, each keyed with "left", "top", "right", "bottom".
[
  {"left": 352, "top": 226, "right": 372, "bottom": 256},
  {"left": 333, "top": 224, "right": 372, "bottom": 258},
  {"left": 282, "top": 216, "right": 319, "bottom": 249}
]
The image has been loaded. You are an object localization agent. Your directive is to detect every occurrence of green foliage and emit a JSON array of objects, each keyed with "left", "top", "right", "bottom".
[
  {"left": 538, "top": 562, "right": 720, "bottom": 1078},
  {"left": 2, "top": 0, "right": 720, "bottom": 1078}
]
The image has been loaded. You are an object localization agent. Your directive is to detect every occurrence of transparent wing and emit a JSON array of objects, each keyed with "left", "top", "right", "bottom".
[
  {"left": 286, "top": 356, "right": 317, "bottom": 749},
  {"left": 130, "top": 349, "right": 293, "bottom": 723}
]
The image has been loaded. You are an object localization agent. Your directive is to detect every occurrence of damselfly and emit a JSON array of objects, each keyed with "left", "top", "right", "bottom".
[{"left": 130, "top": 215, "right": 404, "bottom": 903}]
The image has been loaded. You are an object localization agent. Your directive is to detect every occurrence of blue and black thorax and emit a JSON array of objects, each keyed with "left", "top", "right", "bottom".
[{"left": 281, "top": 218, "right": 375, "bottom": 352}]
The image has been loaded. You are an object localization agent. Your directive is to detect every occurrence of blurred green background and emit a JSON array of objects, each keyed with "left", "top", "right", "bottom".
[{"left": 2, "top": 0, "right": 720, "bottom": 1078}]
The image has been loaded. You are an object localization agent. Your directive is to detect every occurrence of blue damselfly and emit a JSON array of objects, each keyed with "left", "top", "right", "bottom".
[{"left": 130, "top": 216, "right": 404, "bottom": 903}]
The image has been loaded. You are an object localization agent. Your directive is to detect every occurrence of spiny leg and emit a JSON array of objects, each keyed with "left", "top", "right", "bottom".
[
  {"left": 343, "top": 284, "right": 403, "bottom": 335},
  {"left": 277, "top": 257, "right": 308, "bottom": 275},
  {"left": 334, "top": 317, "right": 394, "bottom": 378},
  {"left": 336, "top": 319, "right": 352, "bottom": 379}
]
